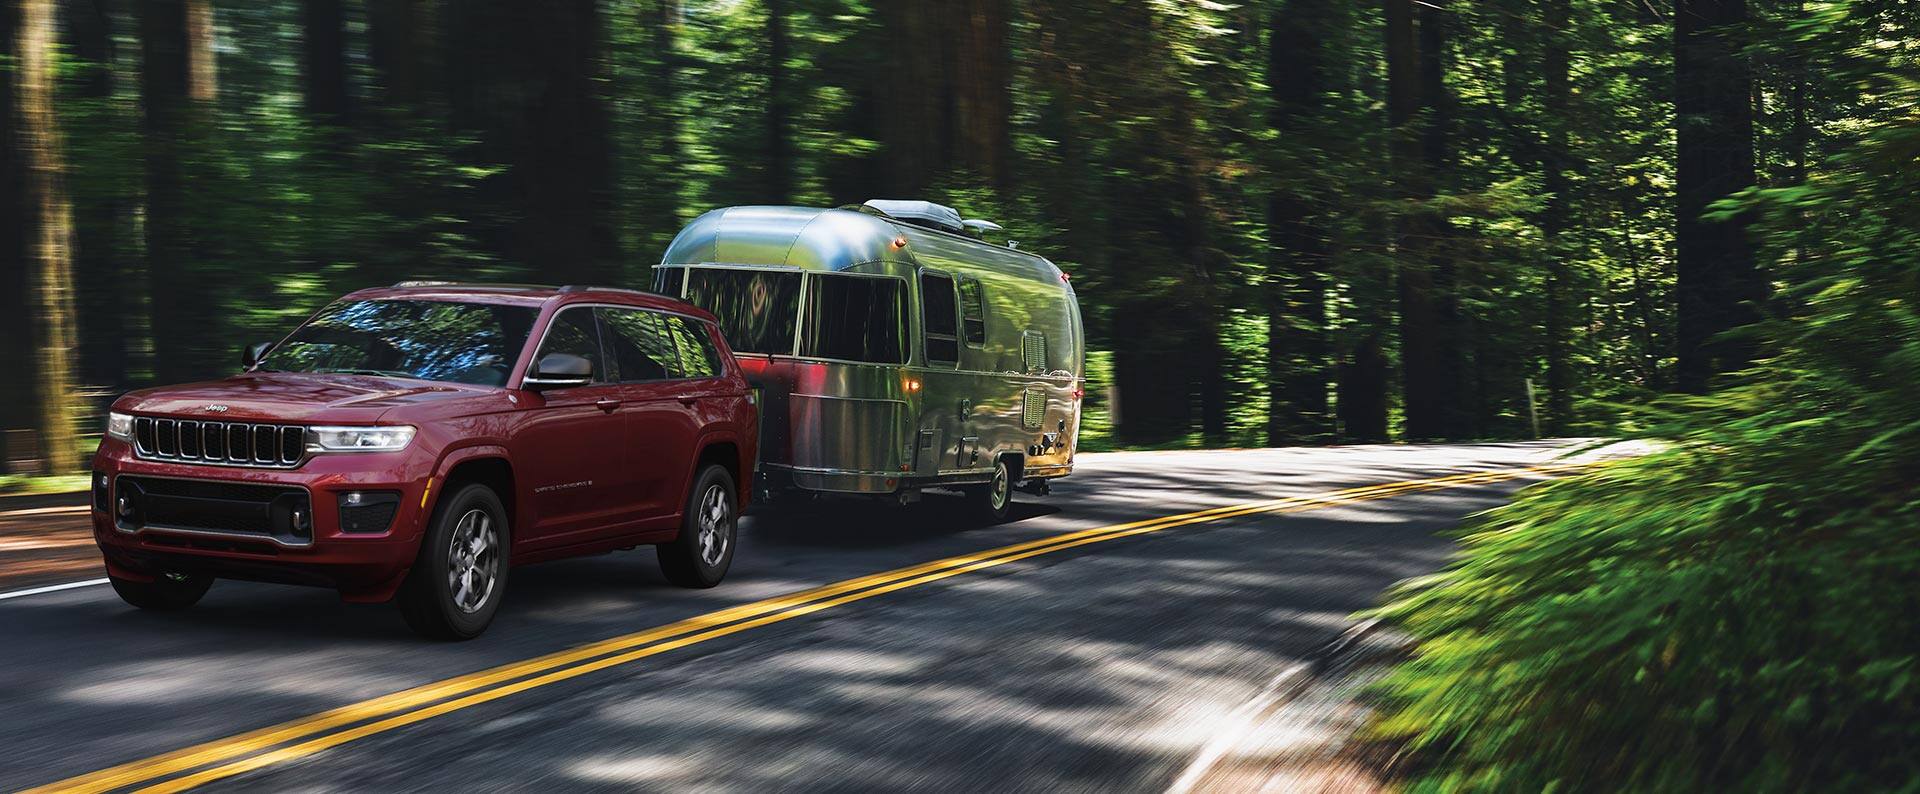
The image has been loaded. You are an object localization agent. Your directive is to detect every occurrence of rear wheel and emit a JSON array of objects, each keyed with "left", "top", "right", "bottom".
[
  {"left": 659, "top": 465, "right": 737, "bottom": 588},
  {"left": 109, "top": 572, "right": 213, "bottom": 611},
  {"left": 967, "top": 457, "right": 1014, "bottom": 524},
  {"left": 399, "top": 483, "right": 509, "bottom": 640}
]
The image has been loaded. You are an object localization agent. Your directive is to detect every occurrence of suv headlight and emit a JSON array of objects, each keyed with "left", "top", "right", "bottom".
[
  {"left": 106, "top": 411, "right": 134, "bottom": 442},
  {"left": 308, "top": 426, "right": 416, "bottom": 452}
]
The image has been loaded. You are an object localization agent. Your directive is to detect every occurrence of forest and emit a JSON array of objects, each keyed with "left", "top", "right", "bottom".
[
  {"left": 6, "top": 1, "right": 1920, "bottom": 787},
  {"left": 0, "top": 0, "right": 1845, "bottom": 473}
]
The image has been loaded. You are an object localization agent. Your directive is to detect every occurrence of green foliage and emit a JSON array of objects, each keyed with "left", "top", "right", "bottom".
[{"left": 1370, "top": 12, "right": 1920, "bottom": 788}]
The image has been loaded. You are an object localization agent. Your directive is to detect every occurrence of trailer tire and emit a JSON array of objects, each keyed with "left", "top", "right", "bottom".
[{"left": 967, "top": 457, "right": 1014, "bottom": 524}]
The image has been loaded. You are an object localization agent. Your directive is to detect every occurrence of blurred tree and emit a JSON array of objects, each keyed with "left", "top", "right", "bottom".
[
  {"left": 1674, "top": 0, "right": 1764, "bottom": 392},
  {"left": 764, "top": 0, "right": 792, "bottom": 203},
  {"left": 140, "top": 0, "right": 216, "bottom": 384},
  {"left": 1264, "top": 0, "right": 1335, "bottom": 444},
  {"left": 17, "top": 0, "right": 81, "bottom": 473}
]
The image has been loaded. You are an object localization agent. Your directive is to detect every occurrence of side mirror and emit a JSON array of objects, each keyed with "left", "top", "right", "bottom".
[
  {"left": 242, "top": 342, "right": 274, "bottom": 369},
  {"left": 523, "top": 353, "right": 593, "bottom": 389}
]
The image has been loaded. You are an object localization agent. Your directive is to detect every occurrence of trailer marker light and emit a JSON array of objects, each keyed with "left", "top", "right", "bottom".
[
  {"left": 905, "top": 378, "right": 922, "bottom": 392},
  {"left": 891, "top": 235, "right": 908, "bottom": 250}
]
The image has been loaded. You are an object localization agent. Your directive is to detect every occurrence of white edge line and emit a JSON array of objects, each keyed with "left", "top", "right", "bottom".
[
  {"left": 0, "top": 578, "right": 110, "bottom": 601},
  {"left": 1163, "top": 618, "right": 1384, "bottom": 794}
]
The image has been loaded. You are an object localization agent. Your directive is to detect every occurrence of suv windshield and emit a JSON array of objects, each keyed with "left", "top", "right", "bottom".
[{"left": 259, "top": 299, "right": 539, "bottom": 386}]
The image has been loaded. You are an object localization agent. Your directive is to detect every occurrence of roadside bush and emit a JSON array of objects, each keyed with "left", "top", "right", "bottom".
[{"left": 1369, "top": 30, "right": 1920, "bottom": 793}]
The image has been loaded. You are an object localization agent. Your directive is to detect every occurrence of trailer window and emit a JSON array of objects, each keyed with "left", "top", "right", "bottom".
[
  {"left": 958, "top": 276, "right": 987, "bottom": 346},
  {"left": 652, "top": 266, "right": 686, "bottom": 298},
  {"left": 684, "top": 268, "right": 800, "bottom": 355},
  {"left": 920, "top": 272, "right": 960, "bottom": 366},
  {"left": 802, "top": 275, "right": 906, "bottom": 364}
]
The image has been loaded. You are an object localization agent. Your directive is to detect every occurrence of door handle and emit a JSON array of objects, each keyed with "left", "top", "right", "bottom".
[
  {"left": 595, "top": 398, "right": 621, "bottom": 412},
  {"left": 678, "top": 396, "right": 701, "bottom": 406}
]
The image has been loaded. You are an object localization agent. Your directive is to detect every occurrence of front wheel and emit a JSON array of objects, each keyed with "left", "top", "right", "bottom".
[
  {"left": 398, "top": 483, "right": 509, "bottom": 640},
  {"left": 659, "top": 465, "right": 738, "bottom": 588},
  {"left": 967, "top": 457, "right": 1014, "bottom": 524},
  {"left": 109, "top": 571, "right": 213, "bottom": 611}
]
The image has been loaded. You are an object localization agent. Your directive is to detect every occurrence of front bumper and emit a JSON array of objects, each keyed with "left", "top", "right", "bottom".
[{"left": 90, "top": 438, "right": 436, "bottom": 600}]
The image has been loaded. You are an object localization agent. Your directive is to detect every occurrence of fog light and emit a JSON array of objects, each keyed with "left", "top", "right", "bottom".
[
  {"left": 345, "top": 492, "right": 364, "bottom": 506},
  {"left": 117, "top": 495, "right": 134, "bottom": 517}
]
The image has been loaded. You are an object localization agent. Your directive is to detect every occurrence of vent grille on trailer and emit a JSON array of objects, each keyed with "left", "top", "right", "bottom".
[
  {"left": 1022, "top": 332, "right": 1047, "bottom": 374},
  {"left": 1023, "top": 386, "right": 1046, "bottom": 430}
]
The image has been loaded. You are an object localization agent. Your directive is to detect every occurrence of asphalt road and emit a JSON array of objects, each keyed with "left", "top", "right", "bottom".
[{"left": 0, "top": 442, "right": 1591, "bottom": 793}]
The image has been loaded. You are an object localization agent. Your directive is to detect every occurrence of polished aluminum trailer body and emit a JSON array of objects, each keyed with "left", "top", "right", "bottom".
[{"left": 655, "top": 205, "right": 1084, "bottom": 496}]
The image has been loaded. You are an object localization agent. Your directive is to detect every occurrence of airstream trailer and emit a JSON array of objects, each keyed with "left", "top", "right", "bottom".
[{"left": 652, "top": 201, "right": 1084, "bottom": 520}]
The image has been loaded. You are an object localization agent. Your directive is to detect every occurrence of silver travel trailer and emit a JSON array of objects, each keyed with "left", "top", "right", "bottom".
[{"left": 653, "top": 201, "right": 1084, "bottom": 519}]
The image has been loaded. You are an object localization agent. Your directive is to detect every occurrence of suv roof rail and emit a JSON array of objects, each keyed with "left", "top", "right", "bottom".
[
  {"left": 557, "top": 284, "right": 663, "bottom": 297},
  {"left": 388, "top": 281, "right": 558, "bottom": 291}
]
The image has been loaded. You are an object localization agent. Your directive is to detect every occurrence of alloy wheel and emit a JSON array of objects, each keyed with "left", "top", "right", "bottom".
[
  {"left": 446, "top": 508, "right": 499, "bottom": 614},
  {"left": 697, "top": 483, "right": 731, "bottom": 567}
]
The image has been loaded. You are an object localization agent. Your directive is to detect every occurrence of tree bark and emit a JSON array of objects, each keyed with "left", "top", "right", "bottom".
[
  {"left": 0, "top": 2, "right": 35, "bottom": 443},
  {"left": 1265, "top": 0, "right": 1333, "bottom": 445},
  {"left": 1674, "top": 0, "right": 1763, "bottom": 393},
  {"left": 950, "top": 0, "right": 1013, "bottom": 191},
  {"left": 633, "top": 0, "right": 684, "bottom": 255},
  {"left": 523, "top": 2, "right": 619, "bottom": 285},
  {"left": 62, "top": 0, "right": 131, "bottom": 393},
  {"left": 141, "top": 0, "right": 214, "bottom": 384},
  {"left": 367, "top": 0, "right": 431, "bottom": 109},
  {"left": 302, "top": 0, "right": 350, "bottom": 127},
  {"left": 19, "top": 0, "right": 82, "bottom": 472},
  {"left": 878, "top": 0, "right": 944, "bottom": 196},
  {"left": 1386, "top": 0, "right": 1449, "bottom": 440},
  {"left": 1541, "top": 0, "right": 1573, "bottom": 432},
  {"left": 764, "top": 0, "right": 792, "bottom": 203}
]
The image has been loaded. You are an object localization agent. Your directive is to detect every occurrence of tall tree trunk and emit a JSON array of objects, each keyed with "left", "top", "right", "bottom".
[
  {"left": 523, "top": 2, "right": 618, "bottom": 285},
  {"left": 878, "top": 0, "right": 943, "bottom": 196},
  {"left": 301, "top": 0, "right": 350, "bottom": 128},
  {"left": 951, "top": 0, "right": 1012, "bottom": 191},
  {"left": 1265, "top": 0, "right": 1333, "bottom": 445},
  {"left": 19, "top": 0, "right": 81, "bottom": 472},
  {"left": 141, "top": 0, "right": 214, "bottom": 384},
  {"left": 764, "top": 0, "right": 791, "bottom": 203},
  {"left": 1386, "top": 0, "right": 1448, "bottom": 440},
  {"left": 1418, "top": 0, "right": 1467, "bottom": 438},
  {"left": 367, "top": 0, "right": 429, "bottom": 108},
  {"left": 0, "top": 2, "right": 35, "bottom": 445},
  {"left": 633, "top": 0, "right": 684, "bottom": 257},
  {"left": 63, "top": 0, "right": 129, "bottom": 393},
  {"left": 1674, "top": 0, "right": 1762, "bottom": 393},
  {"left": 1541, "top": 0, "right": 1573, "bottom": 432}
]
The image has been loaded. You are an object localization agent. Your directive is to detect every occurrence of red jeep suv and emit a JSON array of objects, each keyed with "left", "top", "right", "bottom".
[{"left": 89, "top": 283, "right": 757, "bottom": 639}]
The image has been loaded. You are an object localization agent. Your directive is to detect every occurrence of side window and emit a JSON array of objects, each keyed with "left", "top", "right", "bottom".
[
  {"left": 664, "top": 316, "right": 722, "bottom": 378},
  {"left": 653, "top": 267, "right": 687, "bottom": 298},
  {"left": 533, "top": 307, "right": 607, "bottom": 382},
  {"left": 598, "top": 307, "right": 676, "bottom": 382},
  {"left": 920, "top": 271, "right": 959, "bottom": 366},
  {"left": 958, "top": 276, "right": 987, "bottom": 347}
]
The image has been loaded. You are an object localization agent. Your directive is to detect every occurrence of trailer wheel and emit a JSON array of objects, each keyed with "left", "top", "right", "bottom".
[{"left": 967, "top": 457, "right": 1014, "bottom": 524}]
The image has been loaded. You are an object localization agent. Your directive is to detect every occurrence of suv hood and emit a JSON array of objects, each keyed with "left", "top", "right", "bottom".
[{"left": 115, "top": 372, "right": 491, "bottom": 424}]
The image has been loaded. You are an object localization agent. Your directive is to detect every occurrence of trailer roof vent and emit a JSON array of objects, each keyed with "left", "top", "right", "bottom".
[{"left": 860, "top": 200, "right": 966, "bottom": 235}]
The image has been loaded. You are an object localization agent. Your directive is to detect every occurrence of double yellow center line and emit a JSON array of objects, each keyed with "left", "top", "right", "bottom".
[{"left": 29, "top": 462, "right": 1590, "bottom": 794}]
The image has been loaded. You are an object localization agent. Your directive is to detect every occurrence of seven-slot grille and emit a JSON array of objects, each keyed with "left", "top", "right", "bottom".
[{"left": 132, "top": 417, "right": 307, "bottom": 467}]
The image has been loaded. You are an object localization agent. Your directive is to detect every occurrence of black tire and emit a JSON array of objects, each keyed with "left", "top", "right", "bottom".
[
  {"left": 109, "top": 572, "right": 213, "bottom": 611},
  {"left": 398, "top": 483, "right": 510, "bottom": 640},
  {"left": 658, "top": 465, "right": 738, "bottom": 588},
  {"left": 967, "top": 457, "right": 1015, "bottom": 524}
]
